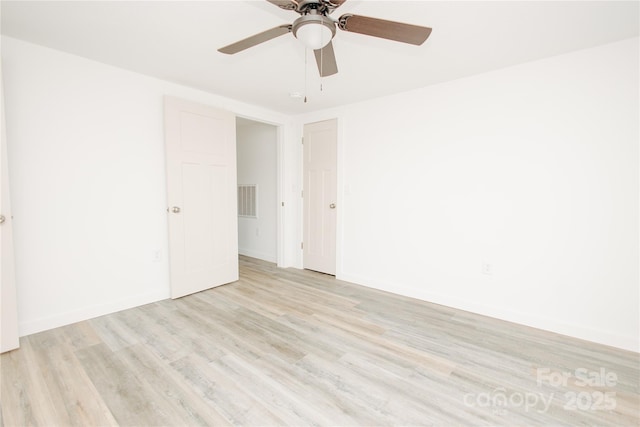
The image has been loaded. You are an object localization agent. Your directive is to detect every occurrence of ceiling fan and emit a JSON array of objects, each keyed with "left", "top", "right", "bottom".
[{"left": 218, "top": 0, "right": 432, "bottom": 77}]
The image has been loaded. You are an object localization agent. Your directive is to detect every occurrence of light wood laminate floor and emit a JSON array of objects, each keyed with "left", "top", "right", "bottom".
[{"left": 1, "top": 256, "right": 639, "bottom": 426}]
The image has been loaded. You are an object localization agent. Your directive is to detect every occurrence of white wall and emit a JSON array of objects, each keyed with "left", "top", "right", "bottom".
[
  {"left": 236, "top": 119, "right": 278, "bottom": 262},
  {"left": 1, "top": 36, "right": 292, "bottom": 336},
  {"left": 296, "top": 37, "right": 639, "bottom": 352},
  {"left": 3, "top": 34, "right": 638, "bottom": 352}
]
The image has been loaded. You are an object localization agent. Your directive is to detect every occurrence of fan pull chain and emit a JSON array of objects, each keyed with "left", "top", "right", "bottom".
[
  {"left": 320, "top": 41, "right": 323, "bottom": 92},
  {"left": 304, "top": 47, "right": 308, "bottom": 103}
]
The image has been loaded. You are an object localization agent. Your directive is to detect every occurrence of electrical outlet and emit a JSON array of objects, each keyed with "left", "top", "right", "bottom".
[
  {"left": 152, "top": 250, "right": 162, "bottom": 263},
  {"left": 482, "top": 262, "right": 492, "bottom": 275},
  {"left": 256, "top": 228, "right": 260, "bottom": 237}
]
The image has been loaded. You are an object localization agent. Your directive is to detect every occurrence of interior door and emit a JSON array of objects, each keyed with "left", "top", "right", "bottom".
[
  {"left": 1, "top": 66, "right": 19, "bottom": 353},
  {"left": 303, "top": 119, "right": 337, "bottom": 275},
  {"left": 164, "top": 97, "right": 238, "bottom": 299}
]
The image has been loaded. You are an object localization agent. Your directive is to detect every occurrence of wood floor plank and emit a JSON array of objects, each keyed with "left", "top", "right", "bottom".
[
  {"left": 115, "top": 344, "right": 230, "bottom": 426},
  {"left": 21, "top": 333, "right": 119, "bottom": 426},
  {"left": 89, "top": 314, "right": 140, "bottom": 352},
  {"left": 75, "top": 343, "right": 174, "bottom": 426},
  {"left": 1, "top": 343, "right": 41, "bottom": 427},
  {"left": 208, "top": 353, "right": 335, "bottom": 426},
  {"left": 55, "top": 320, "right": 104, "bottom": 351},
  {"left": 1, "top": 255, "right": 638, "bottom": 426},
  {"left": 170, "top": 353, "right": 285, "bottom": 426},
  {"left": 137, "top": 301, "right": 228, "bottom": 364},
  {"left": 252, "top": 352, "right": 365, "bottom": 425}
]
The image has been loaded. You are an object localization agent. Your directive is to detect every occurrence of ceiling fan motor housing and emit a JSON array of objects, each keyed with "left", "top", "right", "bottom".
[{"left": 294, "top": 0, "right": 342, "bottom": 15}]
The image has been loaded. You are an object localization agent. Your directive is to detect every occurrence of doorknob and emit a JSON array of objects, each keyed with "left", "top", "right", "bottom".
[
  {"left": 171, "top": 206, "right": 181, "bottom": 214},
  {"left": 329, "top": 203, "right": 336, "bottom": 209},
  {"left": 0, "top": 214, "right": 5, "bottom": 224}
]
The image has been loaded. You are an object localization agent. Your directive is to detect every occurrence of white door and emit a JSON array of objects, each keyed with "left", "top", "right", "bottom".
[
  {"left": 164, "top": 97, "right": 238, "bottom": 299},
  {"left": 303, "top": 119, "right": 337, "bottom": 275},
  {"left": 1, "top": 66, "right": 19, "bottom": 353}
]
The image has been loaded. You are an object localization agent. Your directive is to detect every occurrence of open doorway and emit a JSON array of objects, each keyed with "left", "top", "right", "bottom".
[{"left": 236, "top": 117, "right": 278, "bottom": 263}]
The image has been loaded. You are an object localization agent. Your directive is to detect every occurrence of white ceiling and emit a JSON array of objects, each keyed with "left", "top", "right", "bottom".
[{"left": 1, "top": 1, "right": 638, "bottom": 114}]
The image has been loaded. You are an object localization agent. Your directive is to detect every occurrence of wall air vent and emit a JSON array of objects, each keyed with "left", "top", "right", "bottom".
[{"left": 238, "top": 184, "right": 258, "bottom": 218}]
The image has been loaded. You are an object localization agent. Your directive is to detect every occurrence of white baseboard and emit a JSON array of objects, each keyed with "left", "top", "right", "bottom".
[
  {"left": 19, "top": 290, "right": 169, "bottom": 337},
  {"left": 239, "top": 248, "right": 277, "bottom": 263},
  {"left": 337, "top": 272, "right": 639, "bottom": 354}
]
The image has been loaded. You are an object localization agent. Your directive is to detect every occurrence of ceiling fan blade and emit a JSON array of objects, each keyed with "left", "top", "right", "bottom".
[
  {"left": 266, "top": 0, "right": 297, "bottom": 11},
  {"left": 325, "top": 1, "right": 348, "bottom": 12},
  {"left": 314, "top": 41, "right": 338, "bottom": 77},
  {"left": 338, "top": 14, "right": 432, "bottom": 45},
  {"left": 218, "top": 25, "right": 292, "bottom": 54}
]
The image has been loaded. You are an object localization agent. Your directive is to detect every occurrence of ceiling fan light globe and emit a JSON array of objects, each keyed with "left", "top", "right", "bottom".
[
  {"left": 295, "top": 23, "right": 333, "bottom": 50},
  {"left": 292, "top": 14, "right": 336, "bottom": 50}
]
